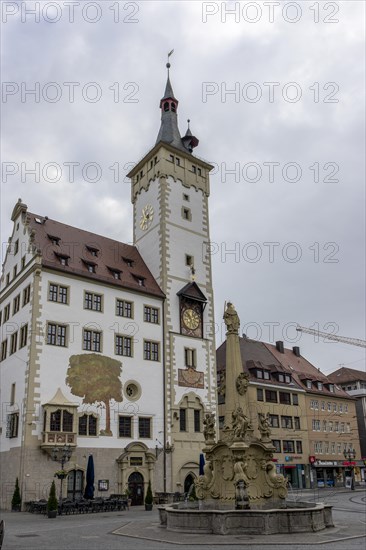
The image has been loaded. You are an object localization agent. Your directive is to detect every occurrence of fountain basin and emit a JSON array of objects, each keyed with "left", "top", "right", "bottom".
[{"left": 158, "top": 501, "right": 334, "bottom": 535}]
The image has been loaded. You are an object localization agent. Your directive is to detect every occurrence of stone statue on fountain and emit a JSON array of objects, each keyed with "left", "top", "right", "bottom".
[{"left": 194, "top": 302, "right": 288, "bottom": 508}]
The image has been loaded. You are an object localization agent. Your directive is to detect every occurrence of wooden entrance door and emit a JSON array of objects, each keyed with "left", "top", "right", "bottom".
[{"left": 128, "top": 472, "right": 144, "bottom": 505}]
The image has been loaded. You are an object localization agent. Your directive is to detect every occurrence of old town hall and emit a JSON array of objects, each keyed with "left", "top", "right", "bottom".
[{"left": 0, "top": 65, "right": 218, "bottom": 507}]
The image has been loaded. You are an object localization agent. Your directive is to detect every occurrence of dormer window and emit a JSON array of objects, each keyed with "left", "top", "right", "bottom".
[
  {"left": 263, "top": 370, "right": 270, "bottom": 380},
  {"left": 306, "top": 380, "right": 312, "bottom": 389},
  {"left": 318, "top": 382, "right": 323, "bottom": 390},
  {"left": 285, "top": 374, "right": 291, "bottom": 383},
  {"left": 256, "top": 370, "right": 263, "bottom": 379},
  {"left": 83, "top": 260, "right": 96, "bottom": 273},
  {"left": 55, "top": 253, "right": 69, "bottom": 266},
  {"left": 123, "top": 257, "right": 134, "bottom": 268},
  {"left": 86, "top": 246, "right": 99, "bottom": 257},
  {"left": 133, "top": 275, "right": 145, "bottom": 287},
  {"left": 48, "top": 234, "right": 60, "bottom": 245},
  {"left": 328, "top": 384, "right": 334, "bottom": 393},
  {"left": 108, "top": 267, "right": 121, "bottom": 280}
]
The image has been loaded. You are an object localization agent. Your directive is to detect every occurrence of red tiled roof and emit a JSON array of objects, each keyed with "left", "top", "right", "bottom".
[
  {"left": 27, "top": 212, "right": 164, "bottom": 298},
  {"left": 263, "top": 342, "right": 352, "bottom": 398},
  {"left": 328, "top": 366, "right": 366, "bottom": 384},
  {"left": 216, "top": 337, "right": 304, "bottom": 391}
]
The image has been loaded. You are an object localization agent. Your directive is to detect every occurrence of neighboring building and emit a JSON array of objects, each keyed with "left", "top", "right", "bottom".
[
  {"left": 217, "top": 337, "right": 362, "bottom": 489},
  {"left": 0, "top": 69, "right": 218, "bottom": 509},
  {"left": 328, "top": 367, "right": 366, "bottom": 469},
  {"left": 265, "top": 341, "right": 362, "bottom": 488}
]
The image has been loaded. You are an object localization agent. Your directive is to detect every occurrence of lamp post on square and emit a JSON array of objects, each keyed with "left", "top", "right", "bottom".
[{"left": 51, "top": 445, "right": 72, "bottom": 506}]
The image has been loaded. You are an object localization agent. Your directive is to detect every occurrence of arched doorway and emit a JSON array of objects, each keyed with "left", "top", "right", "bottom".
[
  {"left": 128, "top": 472, "right": 144, "bottom": 505},
  {"left": 67, "top": 470, "right": 84, "bottom": 501},
  {"left": 184, "top": 473, "right": 195, "bottom": 495}
]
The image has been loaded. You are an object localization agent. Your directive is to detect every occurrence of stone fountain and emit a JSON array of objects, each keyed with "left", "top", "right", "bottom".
[{"left": 159, "top": 303, "right": 334, "bottom": 535}]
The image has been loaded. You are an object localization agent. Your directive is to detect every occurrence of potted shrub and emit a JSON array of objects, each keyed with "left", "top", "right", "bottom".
[
  {"left": 47, "top": 481, "right": 58, "bottom": 518},
  {"left": 144, "top": 480, "right": 153, "bottom": 511},
  {"left": 11, "top": 477, "right": 21, "bottom": 511}
]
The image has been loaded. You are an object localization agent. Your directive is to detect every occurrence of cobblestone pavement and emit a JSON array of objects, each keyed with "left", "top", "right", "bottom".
[{"left": 1, "top": 488, "right": 365, "bottom": 550}]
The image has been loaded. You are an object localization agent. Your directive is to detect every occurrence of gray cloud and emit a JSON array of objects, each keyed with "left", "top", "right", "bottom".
[{"left": 1, "top": 0, "right": 365, "bottom": 374}]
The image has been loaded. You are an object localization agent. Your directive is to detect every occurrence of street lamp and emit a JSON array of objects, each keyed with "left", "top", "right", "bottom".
[
  {"left": 343, "top": 447, "right": 356, "bottom": 490},
  {"left": 51, "top": 445, "right": 72, "bottom": 506}
]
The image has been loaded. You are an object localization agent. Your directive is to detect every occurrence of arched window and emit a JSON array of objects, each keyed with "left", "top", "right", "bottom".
[
  {"left": 164, "top": 101, "right": 169, "bottom": 112},
  {"left": 184, "top": 473, "right": 195, "bottom": 494},
  {"left": 171, "top": 102, "right": 176, "bottom": 112}
]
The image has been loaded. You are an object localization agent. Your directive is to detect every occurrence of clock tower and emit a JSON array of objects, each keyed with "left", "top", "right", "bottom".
[{"left": 127, "top": 63, "right": 217, "bottom": 492}]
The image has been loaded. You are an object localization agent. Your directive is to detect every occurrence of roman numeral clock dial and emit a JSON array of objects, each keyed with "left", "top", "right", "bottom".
[
  {"left": 181, "top": 302, "right": 202, "bottom": 337},
  {"left": 139, "top": 204, "right": 154, "bottom": 231}
]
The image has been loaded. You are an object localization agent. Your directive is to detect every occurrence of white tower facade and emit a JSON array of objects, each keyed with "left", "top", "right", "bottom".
[{"left": 128, "top": 70, "right": 217, "bottom": 491}]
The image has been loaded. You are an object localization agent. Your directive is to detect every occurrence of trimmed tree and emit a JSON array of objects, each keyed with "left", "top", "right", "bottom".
[
  {"left": 144, "top": 480, "right": 153, "bottom": 510},
  {"left": 47, "top": 481, "right": 58, "bottom": 512},
  {"left": 11, "top": 477, "right": 21, "bottom": 511},
  {"left": 66, "top": 354, "right": 122, "bottom": 435}
]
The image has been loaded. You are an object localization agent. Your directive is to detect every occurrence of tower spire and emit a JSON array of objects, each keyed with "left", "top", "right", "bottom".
[{"left": 155, "top": 53, "right": 199, "bottom": 153}]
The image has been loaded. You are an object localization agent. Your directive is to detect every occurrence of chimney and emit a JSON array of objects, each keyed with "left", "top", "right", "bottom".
[
  {"left": 275, "top": 341, "right": 284, "bottom": 353},
  {"left": 293, "top": 346, "right": 300, "bottom": 357}
]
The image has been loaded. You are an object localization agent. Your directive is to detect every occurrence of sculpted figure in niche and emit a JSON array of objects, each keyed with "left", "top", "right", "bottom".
[
  {"left": 203, "top": 412, "right": 216, "bottom": 442},
  {"left": 223, "top": 302, "right": 240, "bottom": 334},
  {"left": 236, "top": 372, "right": 249, "bottom": 395},
  {"left": 258, "top": 412, "right": 271, "bottom": 440},
  {"left": 232, "top": 406, "right": 251, "bottom": 439}
]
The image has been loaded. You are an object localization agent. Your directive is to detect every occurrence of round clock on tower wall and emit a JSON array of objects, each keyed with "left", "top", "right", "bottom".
[
  {"left": 139, "top": 204, "right": 154, "bottom": 231},
  {"left": 180, "top": 300, "right": 203, "bottom": 338}
]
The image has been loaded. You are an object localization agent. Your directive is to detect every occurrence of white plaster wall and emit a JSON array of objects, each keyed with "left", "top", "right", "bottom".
[
  {"left": 0, "top": 210, "right": 37, "bottom": 453},
  {"left": 34, "top": 270, "right": 164, "bottom": 448}
]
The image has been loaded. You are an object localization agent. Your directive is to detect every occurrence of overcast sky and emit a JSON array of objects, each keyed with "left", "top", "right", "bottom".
[{"left": 1, "top": 0, "right": 365, "bottom": 375}]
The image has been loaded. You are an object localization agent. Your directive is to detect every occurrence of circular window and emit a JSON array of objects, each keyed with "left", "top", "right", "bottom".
[{"left": 124, "top": 381, "right": 141, "bottom": 401}]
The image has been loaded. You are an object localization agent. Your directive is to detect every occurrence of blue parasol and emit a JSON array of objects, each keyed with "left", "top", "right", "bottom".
[
  {"left": 84, "top": 454, "right": 95, "bottom": 499},
  {"left": 199, "top": 453, "right": 205, "bottom": 475}
]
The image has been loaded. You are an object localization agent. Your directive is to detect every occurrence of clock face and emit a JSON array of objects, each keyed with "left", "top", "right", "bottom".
[
  {"left": 182, "top": 308, "right": 200, "bottom": 330},
  {"left": 139, "top": 204, "right": 154, "bottom": 230},
  {"left": 181, "top": 301, "right": 202, "bottom": 337}
]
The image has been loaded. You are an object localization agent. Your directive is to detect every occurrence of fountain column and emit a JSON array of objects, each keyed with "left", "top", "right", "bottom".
[{"left": 222, "top": 303, "right": 252, "bottom": 441}]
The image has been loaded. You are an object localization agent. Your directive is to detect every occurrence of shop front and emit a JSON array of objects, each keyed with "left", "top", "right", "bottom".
[
  {"left": 275, "top": 458, "right": 306, "bottom": 489},
  {"left": 311, "top": 459, "right": 355, "bottom": 488}
]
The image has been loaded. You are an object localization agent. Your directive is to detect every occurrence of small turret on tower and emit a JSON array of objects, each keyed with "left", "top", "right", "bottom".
[{"left": 182, "top": 119, "right": 199, "bottom": 153}]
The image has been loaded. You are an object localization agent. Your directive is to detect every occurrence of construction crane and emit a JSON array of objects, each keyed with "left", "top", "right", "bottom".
[{"left": 296, "top": 326, "right": 366, "bottom": 348}]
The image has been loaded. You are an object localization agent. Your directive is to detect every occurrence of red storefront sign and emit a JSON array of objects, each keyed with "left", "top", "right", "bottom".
[
  {"left": 343, "top": 461, "right": 356, "bottom": 466},
  {"left": 309, "top": 455, "right": 316, "bottom": 464}
]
